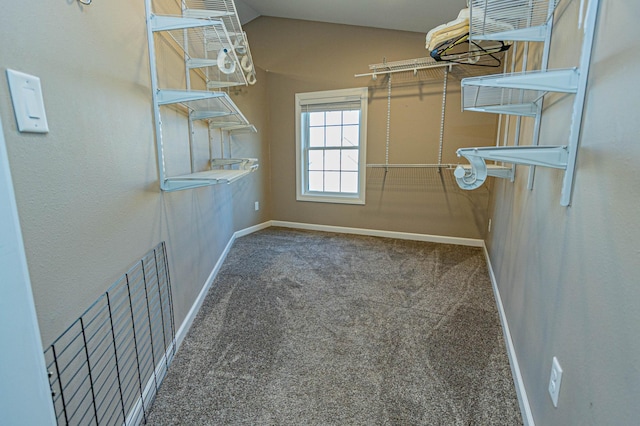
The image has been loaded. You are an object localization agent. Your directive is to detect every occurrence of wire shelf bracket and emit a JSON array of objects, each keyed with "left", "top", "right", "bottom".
[{"left": 454, "top": 146, "right": 567, "bottom": 190}]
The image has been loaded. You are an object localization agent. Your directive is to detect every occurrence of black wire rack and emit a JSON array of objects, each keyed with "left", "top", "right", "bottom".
[{"left": 44, "top": 242, "right": 176, "bottom": 426}]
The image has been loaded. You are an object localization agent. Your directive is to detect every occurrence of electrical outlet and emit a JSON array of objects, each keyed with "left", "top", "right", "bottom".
[
  {"left": 254, "top": 201, "right": 259, "bottom": 211},
  {"left": 548, "top": 356, "right": 563, "bottom": 407}
]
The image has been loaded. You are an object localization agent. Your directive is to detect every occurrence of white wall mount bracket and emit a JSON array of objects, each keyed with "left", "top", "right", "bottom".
[{"left": 454, "top": 146, "right": 568, "bottom": 190}]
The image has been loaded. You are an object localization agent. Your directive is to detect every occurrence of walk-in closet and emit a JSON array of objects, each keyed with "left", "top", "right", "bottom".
[{"left": 1, "top": 0, "right": 638, "bottom": 425}]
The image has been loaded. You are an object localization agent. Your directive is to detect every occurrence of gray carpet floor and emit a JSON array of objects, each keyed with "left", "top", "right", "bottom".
[{"left": 146, "top": 228, "right": 522, "bottom": 425}]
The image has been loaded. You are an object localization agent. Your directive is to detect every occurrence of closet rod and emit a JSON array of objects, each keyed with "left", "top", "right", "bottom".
[
  {"left": 367, "top": 164, "right": 457, "bottom": 169},
  {"left": 355, "top": 62, "right": 456, "bottom": 78}
]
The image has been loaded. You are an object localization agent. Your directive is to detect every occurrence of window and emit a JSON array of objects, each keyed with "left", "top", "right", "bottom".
[{"left": 295, "top": 88, "right": 368, "bottom": 204}]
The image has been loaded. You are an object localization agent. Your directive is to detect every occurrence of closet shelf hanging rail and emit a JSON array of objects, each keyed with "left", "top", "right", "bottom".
[
  {"left": 355, "top": 57, "right": 457, "bottom": 78},
  {"left": 367, "top": 163, "right": 457, "bottom": 169},
  {"left": 454, "top": 145, "right": 568, "bottom": 190}
]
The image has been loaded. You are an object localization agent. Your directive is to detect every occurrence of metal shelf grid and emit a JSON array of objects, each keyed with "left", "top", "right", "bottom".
[
  {"left": 183, "top": 0, "right": 257, "bottom": 83},
  {"left": 463, "top": 85, "right": 543, "bottom": 117},
  {"left": 470, "top": 0, "right": 559, "bottom": 41},
  {"left": 183, "top": 0, "right": 242, "bottom": 35},
  {"left": 165, "top": 158, "right": 258, "bottom": 190},
  {"left": 44, "top": 242, "right": 175, "bottom": 426},
  {"left": 156, "top": 16, "right": 247, "bottom": 87},
  {"left": 461, "top": 68, "right": 579, "bottom": 116},
  {"left": 182, "top": 91, "right": 239, "bottom": 117},
  {"left": 156, "top": 90, "right": 250, "bottom": 128}
]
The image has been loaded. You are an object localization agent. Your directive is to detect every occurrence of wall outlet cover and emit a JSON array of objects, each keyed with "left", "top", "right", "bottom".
[{"left": 548, "top": 356, "right": 563, "bottom": 407}]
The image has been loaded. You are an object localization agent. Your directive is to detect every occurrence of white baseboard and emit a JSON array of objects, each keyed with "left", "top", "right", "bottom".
[
  {"left": 234, "top": 221, "right": 272, "bottom": 238},
  {"left": 482, "top": 243, "right": 534, "bottom": 426},
  {"left": 270, "top": 220, "right": 484, "bottom": 247},
  {"left": 125, "top": 345, "right": 173, "bottom": 425}
]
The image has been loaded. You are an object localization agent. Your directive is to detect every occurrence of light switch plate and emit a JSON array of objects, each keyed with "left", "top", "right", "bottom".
[{"left": 6, "top": 69, "right": 49, "bottom": 133}]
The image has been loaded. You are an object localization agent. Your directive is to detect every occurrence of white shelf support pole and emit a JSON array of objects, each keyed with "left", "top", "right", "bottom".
[
  {"left": 560, "top": 0, "right": 601, "bottom": 206},
  {"left": 454, "top": 146, "right": 568, "bottom": 190},
  {"left": 145, "top": 0, "right": 168, "bottom": 190}
]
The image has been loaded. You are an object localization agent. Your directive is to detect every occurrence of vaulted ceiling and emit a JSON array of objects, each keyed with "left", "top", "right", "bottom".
[{"left": 235, "top": 0, "right": 468, "bottom": 34}]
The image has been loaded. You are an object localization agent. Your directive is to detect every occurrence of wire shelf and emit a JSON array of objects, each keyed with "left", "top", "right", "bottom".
[
  {"left": 369, "top": 57, "right": 442, "bottom": 73},
  {"left": 470, "top": 0, "right": 559, "bottom": 41},
  {"left": 156, "top": 16, "right": 247, "bottom": 87},
  {"left": 462, "top": 85, "right": 543, "bottom": 116},
  {"left": 157, "top": 90, "right": 250, "bottom": 127},
  {"left": 182, "top": 0, "right": 257, "bottom": 84},
  {"left": 44, "top": 242, "right": 175, "bottom": 426},
  {"left": 211, "top": 157, "right": 258, "bottom": 171},
  {"left": 183, "top": 0, "right": 242, "bottom": 35},
  {"left": 461, "top": 69, "right": 579, "bottom": 116},
  {"left": 167, "top": 158, "right": 258, "bottom": 187}
]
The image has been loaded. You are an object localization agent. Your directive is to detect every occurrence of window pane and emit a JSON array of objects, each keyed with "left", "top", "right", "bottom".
[
  {"left": 309, "top": 112, "right": 324, "bottom": 126},
  {"left": 326, "top": 111, "right": 342, "bottom": 125},
  {"left": 341, "top": 172, "right": 358, "bottom": 193},
  {"left": 309, "top": 171, "right": 324, "bottom": 192},
  {"left": 308, "top": 150, "right": 324, "bottom": 171},
  {"left": 309, "top": 127, "right": 324, "bottom": 147},
  {"left": 343, "top": 110, "right": 359, "bottom": 125},
  {"left": 325, "top": 171, "right": 340, "bottom": 192},
  {"left": 296, "top": 87, "right": 367, "bottom": 203},
  {"left": 325, "top": 150, "right": 340, "bottom": 171},
  {"left": 326, "top": 126, "right": 341, "bottom": 147},
  {"left": 342, "top": 125, "right": 359, "bottom": 147},
  {"left": 341, "top": 149, "right": 359, "bottom": 171}
]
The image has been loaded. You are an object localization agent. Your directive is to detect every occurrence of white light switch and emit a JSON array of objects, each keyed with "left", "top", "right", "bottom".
[
  {"left": 6, "top": 69, "right": 49, "bottom": 133},
  {"left": 24, "top": 87, "right": 42, "bottom": 119}
]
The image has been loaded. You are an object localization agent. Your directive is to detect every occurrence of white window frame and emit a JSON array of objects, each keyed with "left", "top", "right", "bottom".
[{"left": 295, "top": 87, "right": 368, "bottom": 205}]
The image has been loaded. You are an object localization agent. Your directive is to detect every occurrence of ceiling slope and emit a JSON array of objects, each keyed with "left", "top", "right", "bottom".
[{"left": 235, "top": 0, "right": 467, "bottom": 34}]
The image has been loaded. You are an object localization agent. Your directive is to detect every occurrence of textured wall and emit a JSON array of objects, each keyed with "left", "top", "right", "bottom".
[
  {"left": 486, "top": 0, "right": 640, "bottom": 424},
  {"left": 245, "top": 17, "right": 498, "bottom": 239},
  {"left": 0, "top": 1, "right": 270, "bottom": 346}
]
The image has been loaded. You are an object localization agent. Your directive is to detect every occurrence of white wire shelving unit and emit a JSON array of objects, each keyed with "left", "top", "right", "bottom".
[
  {"left": 182, "top": 0, "right": 258, "bottom": 86},
  {"left": 455, "top": 0, "right": 600, "bottom": 206},
  {"left": 353, "top": 14, "right": 513, "bottom": 173},
  {"left": 470, "top": 0, "right": 559, "bottom": 41},
  {"left": 146, "top": 0, "right": 258, "bottom": 192}
]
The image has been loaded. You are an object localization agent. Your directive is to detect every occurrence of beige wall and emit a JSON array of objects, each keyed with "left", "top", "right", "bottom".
[
  {"left": 487, "top": 0, "right": 640, "bottom": 424},
  {"left": 245, "top": 17, "right": 498, "bottom": 239},
  {"left": 0, "top": 1, "right": 270, "bottom": 345}
]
